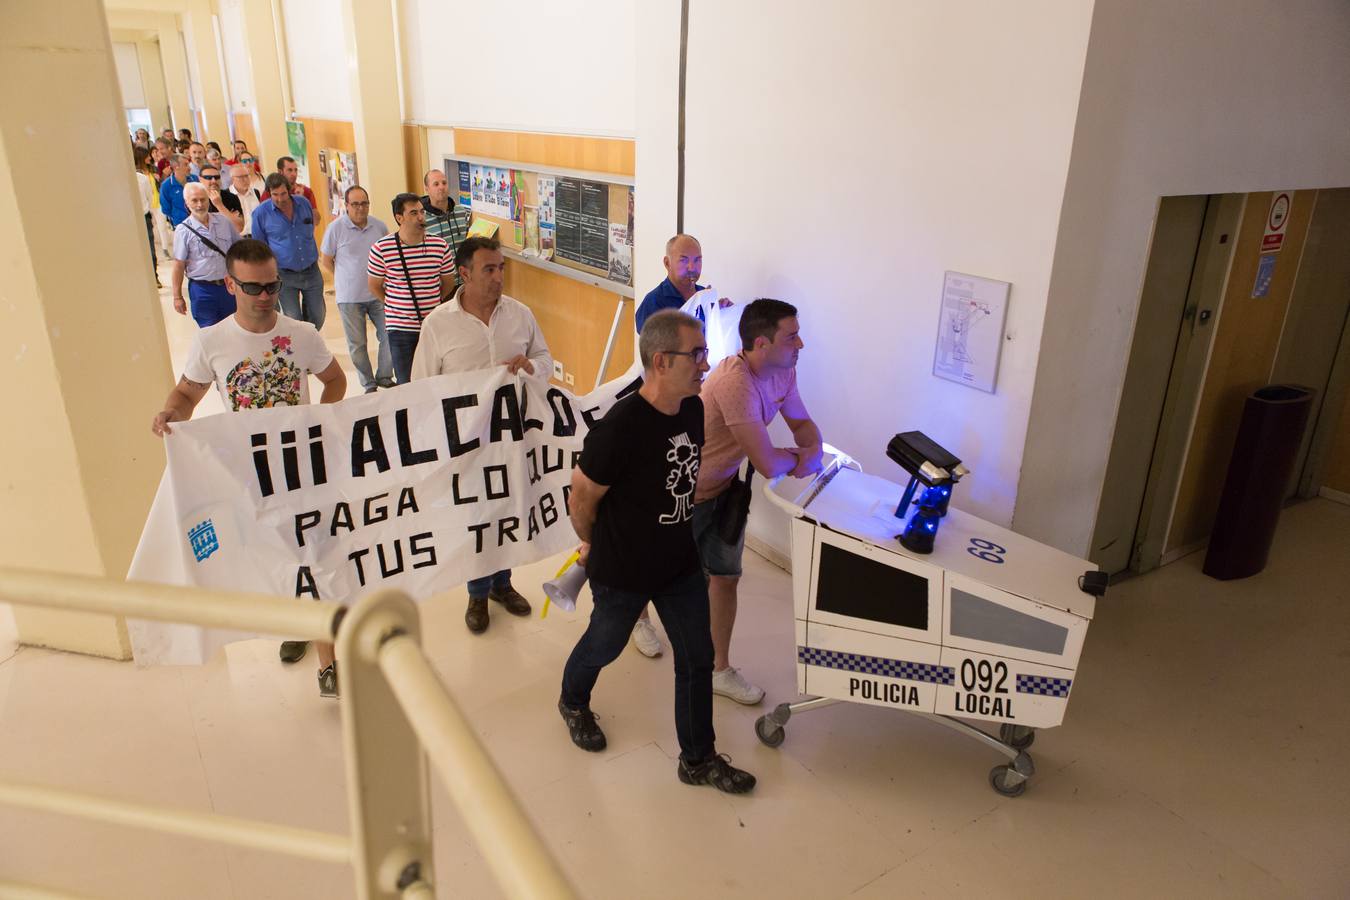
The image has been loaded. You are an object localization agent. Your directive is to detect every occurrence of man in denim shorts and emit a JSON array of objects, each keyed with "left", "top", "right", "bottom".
[{"left": 694, "top": 299, "right": 824, "bottom": 704}]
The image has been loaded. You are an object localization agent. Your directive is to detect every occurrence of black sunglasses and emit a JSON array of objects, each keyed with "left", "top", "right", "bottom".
[
  {"left": 234, "top": 279, "right": 283, "bottom": 296},
  {"left": 200, "top": 174, "right": 220, "bottom": 180}
]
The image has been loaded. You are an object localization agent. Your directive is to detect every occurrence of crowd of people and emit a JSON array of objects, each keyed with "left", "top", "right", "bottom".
[{"left": 136, "top": 123, "right": 826, "bottom": 795}]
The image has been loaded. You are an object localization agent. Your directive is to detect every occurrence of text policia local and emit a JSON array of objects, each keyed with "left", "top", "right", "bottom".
[{"left": 244, "top": 381, "right": 599, "bottom": 596}]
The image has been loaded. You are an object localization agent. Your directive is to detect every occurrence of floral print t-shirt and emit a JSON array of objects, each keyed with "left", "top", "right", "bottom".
[{"left": 182, "top": 315, "right": 333, "bottom": 411}]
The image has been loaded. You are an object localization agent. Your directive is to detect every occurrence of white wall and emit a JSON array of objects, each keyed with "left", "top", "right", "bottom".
[
  {"left": 112, "top": 41, "right": 146, "bottom": 108},
  {"left": 398, "top": 0, "right": 636, "bottom": 136},
  {"left": 635, "top": 1, "right": 1095, "bottom": 555},
  {"left": 1016, "top": 0, "right": 1350, "bottom": 556},
  {"left": 217, "top": 0, "right": 254, "bottom": 111},
  {"left": 282, "top": 0, "right": 354, "bottom": 120}
]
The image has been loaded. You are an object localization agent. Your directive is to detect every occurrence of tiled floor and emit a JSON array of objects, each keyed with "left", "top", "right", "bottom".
[{"left": 1, "top": 266, "right": 1347, "bottom": 897}]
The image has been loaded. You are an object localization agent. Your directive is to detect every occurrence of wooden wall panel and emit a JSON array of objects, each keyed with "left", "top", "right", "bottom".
[
  {"left": 230, "top": 112, "right": 257, "bottom": 155},
  {"left": 293, "top": 117, "right": 356, "bottom": 251},
  {"left": 452, "top": 128, "right": 634, "bottom": 177},
  {"left": 504, "top": 262, "right": 634, "bottom": 391},
  {"left": 402, "top": 124, "right": 426, "bottom": 193},
  {"left": 1325, "top": 391, "right": 1350, "bottom": 494},
  {"left": 1167, "top": 191, "right": 1317, "bottom": 551}
]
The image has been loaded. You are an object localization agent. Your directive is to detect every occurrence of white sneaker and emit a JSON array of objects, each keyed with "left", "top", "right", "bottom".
[
  {"left": 712, "top": 667, "right": 765, "bottom": 705},
  {"left": 631, "top": 618, "right": 663, "bottom": 658}
]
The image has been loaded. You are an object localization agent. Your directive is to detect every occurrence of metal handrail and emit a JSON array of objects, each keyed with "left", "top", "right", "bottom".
[
  {"left": 0, "top": 568, "right": 576, "bottom": 899},
  {"left": 378, "top": 634, "right": 574, "bottom": 899}
]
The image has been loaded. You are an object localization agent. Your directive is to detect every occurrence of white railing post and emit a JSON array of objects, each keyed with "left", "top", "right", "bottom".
[{"left": 336, "top": 589, "right": 434, "bottom": 898}]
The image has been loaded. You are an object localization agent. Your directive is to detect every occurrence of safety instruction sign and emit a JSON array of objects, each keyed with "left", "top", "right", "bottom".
[{"left": 1261, "top": 192, "right": 1291, "bottom": 253}]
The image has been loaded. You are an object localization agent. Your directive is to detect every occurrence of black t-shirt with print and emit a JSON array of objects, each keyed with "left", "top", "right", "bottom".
[{"left": 579, "top": 392, "right": 704, "bottom": 594}]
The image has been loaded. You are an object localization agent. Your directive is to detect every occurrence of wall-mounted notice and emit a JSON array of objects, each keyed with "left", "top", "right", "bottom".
[
  {"left": 470, "top": 164, "right": 514, "bottom": 220},
  {"left": 537, "top": 175, "right": 556, "bottom": 259},
  {"left": 555, "top": 177, "right": 610, "bottom": 271},
  {"left": 285, "top": 121, "right": 309, "bottom": 190},
  {"left": 1252, "top": 252, "right": 1278, "bottom": 298},
  {"left": 932, "top": 271, "right": 1010, "bottom": 394},
  {"left": 1261, "top": 192, "right": 1291, "bottom": 253},
  {"left": 608, "top": 224, "right": 631, "bottom": 283},
  {"left": 458, "top": 161, "right": 471, "bottom": 208}
]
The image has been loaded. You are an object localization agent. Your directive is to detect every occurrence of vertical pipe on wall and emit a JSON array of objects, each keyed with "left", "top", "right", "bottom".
[{"left": 676, "top": 0, "right": 689, "bottom": 233}]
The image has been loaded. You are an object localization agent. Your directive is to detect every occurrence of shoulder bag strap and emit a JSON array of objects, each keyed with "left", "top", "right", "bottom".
[
  {"left": 189, "top": 222, "right": 229, "bottom": 258},
  {"left": 394, "top": 235, "right": 429, "bottom": 322}
]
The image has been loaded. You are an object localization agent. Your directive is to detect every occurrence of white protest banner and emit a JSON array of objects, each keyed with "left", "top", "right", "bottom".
[
  {"left": 127, "top": 294, "right": 741, "bottom": 665},
  {"left": 127, "top": 364, "right": 641, "bottom": 664}
]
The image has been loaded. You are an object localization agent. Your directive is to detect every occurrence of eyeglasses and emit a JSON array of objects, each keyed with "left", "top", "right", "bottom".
[
  {"left": 663, "top": 347, "right": 710, "bottom": 365},
  {"left": 348, "top": 201, "right": 370, "bottom": 207},
  {"left": 234, "top": 279, "right": 283, "bottom": 296},
  {"left": 239, "top": 158, "right": 255, "bottom": 164},
  {"left": 200, "top": 174, "right": 220, "bottom": 180}
]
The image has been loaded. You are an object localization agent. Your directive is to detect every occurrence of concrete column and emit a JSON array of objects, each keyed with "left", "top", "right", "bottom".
[
  {"left": 239, "top": 0, "right": 291, "bottom": 170},
  {"left": 157, "top": 18, "right": 194, "bottom": 133},
  {"left": 342, "top": 0, "right": 408, "bottom": 213},
  {"left": 182, "top": 0, "right": 230, "bottom": 142},
  {"left": 137, "top": 37, "right": 172, "bottom": 132},
  {"left": 0, "top": 1, "right": 176, "bottom": 658}
]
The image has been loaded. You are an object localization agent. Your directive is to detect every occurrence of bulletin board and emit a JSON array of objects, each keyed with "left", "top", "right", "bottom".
[{"left": 445, "top": 155, "right": 634, "bottom": 289}]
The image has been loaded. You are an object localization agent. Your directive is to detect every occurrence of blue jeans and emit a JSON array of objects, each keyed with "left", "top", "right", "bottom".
[
  {"left": 279, "top": 263, "right": 325, "bottom": 329},
  {"left": 187, "top": 280, "right": 236, "bottom": 328},
  {"left": 467, "top": 569, "right": 512, "bottom": 599},
  {"left": 561, "top": 569, "right": 715, "bottom": 763},
  {"left": 338, "top": 301, "right": 393, "bottom": 390},
  {"left": 388, "top": 329, "right": 420, "bottom": 385}
]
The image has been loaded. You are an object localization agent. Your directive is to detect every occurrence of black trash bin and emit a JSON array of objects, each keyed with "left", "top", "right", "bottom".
[{"left": 1203, "top": 384, "right": 1314, "bottom": 580}]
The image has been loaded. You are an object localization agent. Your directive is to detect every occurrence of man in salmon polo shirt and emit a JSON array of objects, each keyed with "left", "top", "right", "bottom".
[{"left": 694, "top": 298, "right": 824, "bottom": 705}]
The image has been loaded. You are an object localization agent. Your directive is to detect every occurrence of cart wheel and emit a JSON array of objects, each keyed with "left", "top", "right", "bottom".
[
  {"left": 999, "top": 723, "right": 1035, "bottom": 750},
  {"left": 988, "top": 765, "right": 1028, "bottom": 797},
  {"left": 755, "top": 715, "right": 786, "bottom": 748}
]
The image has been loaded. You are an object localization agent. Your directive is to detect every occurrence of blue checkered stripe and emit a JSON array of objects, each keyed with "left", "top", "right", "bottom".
[
  {"left": 1016, "top": 673, "right": 1072, "bottom": 698},
  {"left": 797, "top": 646, "right": 953, "bottom": 685}
]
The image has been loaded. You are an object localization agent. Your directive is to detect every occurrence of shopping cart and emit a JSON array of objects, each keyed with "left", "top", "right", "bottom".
[{"left": 754, "top": 448, "right": 1103, "bottom": 796}]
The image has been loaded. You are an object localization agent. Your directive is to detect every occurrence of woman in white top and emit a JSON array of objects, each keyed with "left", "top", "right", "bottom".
[{"left": 134, "top": 146, "right": 162, "bottom": 287}]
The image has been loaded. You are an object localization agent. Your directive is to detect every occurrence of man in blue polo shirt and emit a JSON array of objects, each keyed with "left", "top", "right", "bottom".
[
  {"left": 251, "top": 172, "right": 325, "bottom": 329},
  {"left": 635, "top": 233, "right": 707, "bottom": 333},
  {"left": 159, "top": 154, "right": 199, "bottom": 227}
]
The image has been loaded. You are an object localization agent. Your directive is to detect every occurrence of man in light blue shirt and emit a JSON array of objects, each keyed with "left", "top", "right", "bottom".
[
  {"left": 171, "top": 182, "right": 242, "bottom": 327},
  {"left": 251, "top": 172, "right": 325, "bottom": 329},
  {"left": 320, "top": 186, "right": 393, "bottom": 393},
  {"left": 159, "top": 154, "right": 199, "bottom": 227}
]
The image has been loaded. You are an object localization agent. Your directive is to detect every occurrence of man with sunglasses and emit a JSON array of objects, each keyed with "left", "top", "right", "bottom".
[
  {"left": 197, "top": 164, "right": 243, "bottom": 234},
  {"left": 170, "top": 182, "right": 241, "bottom": 327},
  {"left": 151, "top": 239, "right": 348, "bottom": 695},
  {"left": 559, "top": 310, "right": 757, "bottom": 794}
]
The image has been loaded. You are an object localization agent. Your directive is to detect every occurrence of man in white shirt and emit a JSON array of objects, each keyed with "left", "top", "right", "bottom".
[
  {"left": 150, "top": 238, "right": 348, "bottom": 696},
  {"left": 412, "top": 235, "right": 553, "bottom": 634},
  {"left": 226, "top": 163, "right": 265, "bottom": 237},
  {"left": 321, "top": 186, "right": 393, "bottom": 393}
]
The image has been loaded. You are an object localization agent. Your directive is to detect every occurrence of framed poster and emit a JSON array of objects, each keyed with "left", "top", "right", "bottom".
[{"left": 931, "top": 271, "right": 1010, "bottom": 394}]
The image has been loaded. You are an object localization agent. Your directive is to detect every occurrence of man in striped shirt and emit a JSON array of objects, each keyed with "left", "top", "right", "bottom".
[{"left": 367, "top": 192, "right": 455, "bottom": 384}]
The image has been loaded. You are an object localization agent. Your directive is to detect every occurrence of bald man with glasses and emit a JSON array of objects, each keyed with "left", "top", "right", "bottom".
[{"left": 151, "top": 238, "right": 347, "bottom": 697}]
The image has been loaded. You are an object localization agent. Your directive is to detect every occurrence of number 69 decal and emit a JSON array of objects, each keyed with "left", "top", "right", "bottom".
[{"left": 967, "top": 538, "right": 1007, "bottom": 564}]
